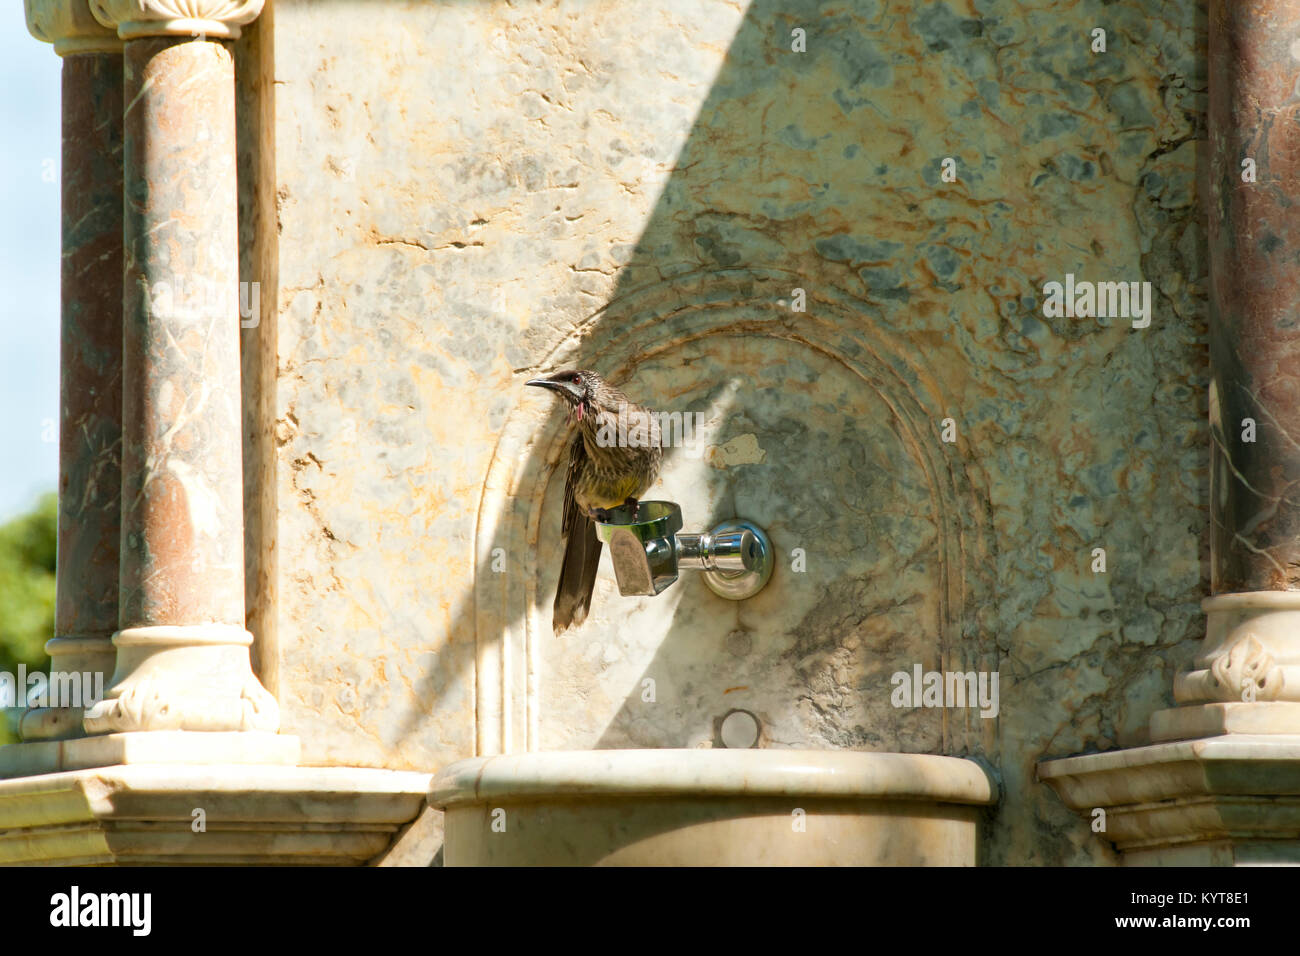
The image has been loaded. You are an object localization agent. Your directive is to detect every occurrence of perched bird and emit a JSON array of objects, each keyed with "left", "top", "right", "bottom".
[{"left": 525, "top": 369, "right": 663, "bottom": 633}]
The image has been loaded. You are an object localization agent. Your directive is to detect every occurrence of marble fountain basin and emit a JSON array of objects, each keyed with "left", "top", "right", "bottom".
[{"left": 428, "top": 749, "right": 997, "bottom": 866}]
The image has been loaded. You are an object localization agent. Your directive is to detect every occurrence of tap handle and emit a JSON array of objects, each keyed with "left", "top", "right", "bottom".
[{"left": 676, "top": 529, "right": 758, "bottom": 573}]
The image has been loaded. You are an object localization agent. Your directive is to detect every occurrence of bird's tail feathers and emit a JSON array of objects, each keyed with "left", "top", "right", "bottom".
[{"left": 553, "top": 515, "right": 601, "bottom": 633}]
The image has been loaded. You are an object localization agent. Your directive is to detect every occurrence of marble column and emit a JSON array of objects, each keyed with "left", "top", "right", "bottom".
[
  {"left": 20, "top": 1, "right": 124, "bottom": 741},
  {"left": 1151, "top": 0, "right": 1300, "bottom": 739},
  {"left": 82, "top": 0, "right": 278, "bottom": 734},
  {"left": 1040, "top": 0, "right": 1300, "bottom": 864}
]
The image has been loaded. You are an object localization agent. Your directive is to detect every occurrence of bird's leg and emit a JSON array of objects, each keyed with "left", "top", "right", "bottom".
[
  {"left": 591, "top": 506, "right": 612, "bottom": 523},
  {"left": 623, "top": 496, "right": 640, "bottom": 522}
]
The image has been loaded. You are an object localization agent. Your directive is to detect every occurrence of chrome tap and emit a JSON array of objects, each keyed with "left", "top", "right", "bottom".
[{"left": 593, "top": 501, "right": 773, "bottom": 600}]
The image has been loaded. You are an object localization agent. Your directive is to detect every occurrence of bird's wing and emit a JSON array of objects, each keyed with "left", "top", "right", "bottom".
[
  {"left": 561, "top": 430, "right": 586, "bottom": 539},
  {"left": 555, "top": 431, "right": 601, "bottom": 633}
]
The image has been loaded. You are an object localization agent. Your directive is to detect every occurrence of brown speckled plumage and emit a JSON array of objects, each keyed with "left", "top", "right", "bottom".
[{"left": 526, "top": 370, "right": 662, "bottom": 632}]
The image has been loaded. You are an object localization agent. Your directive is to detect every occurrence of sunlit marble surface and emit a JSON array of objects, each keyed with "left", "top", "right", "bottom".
[{"left": 263, "top": 0, "right": 1207, "bottom": 865}]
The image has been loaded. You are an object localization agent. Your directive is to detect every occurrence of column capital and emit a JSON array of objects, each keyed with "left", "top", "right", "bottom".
[
  {"left": 24, "top": 0, "right": 122, "bottom": 56},
  {"left": 89, "top": 0, "right": 263, "bottom": 41}
]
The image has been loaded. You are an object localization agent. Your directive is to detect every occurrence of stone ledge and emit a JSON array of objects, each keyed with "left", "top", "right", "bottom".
[
  {"left": 432, "top": 749, "right": 1000, "bottom": 806},
  {"left": 1039, "top": 734, "right": 1300, "bottom": 865},
  {"left": 0, "top": 764, "right": 430, "bottom": 865},
  {"left": 0, "top": 731, "right": 301, "bottom": 778}
]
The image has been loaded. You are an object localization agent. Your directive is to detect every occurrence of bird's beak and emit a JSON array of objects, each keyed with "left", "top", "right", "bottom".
[{"left": 526, "top": 377, "right": 584, "bottom": 404}]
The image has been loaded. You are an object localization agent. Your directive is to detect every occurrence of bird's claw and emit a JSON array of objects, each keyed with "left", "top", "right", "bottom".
[{"left": 589, "top": 501, "right": 638, "bottom": 524}]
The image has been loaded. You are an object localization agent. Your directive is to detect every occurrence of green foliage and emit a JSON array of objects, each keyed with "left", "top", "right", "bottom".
[{"left": 0, "top": 493, "right": 57, "bottom": 743}]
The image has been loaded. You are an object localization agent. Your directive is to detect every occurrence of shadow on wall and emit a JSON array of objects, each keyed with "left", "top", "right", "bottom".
[
  {"left": 384, "top": 0, "right": 1206, "bottom": 866},
  {"left": 401, "top": 0, "right": 1020, "bottom": 762}
]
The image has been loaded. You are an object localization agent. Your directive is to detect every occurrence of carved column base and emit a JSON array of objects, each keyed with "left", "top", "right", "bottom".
[
  {"left": 83, "top": 625, "right": 280, "bottom": 734},
  {"left": 1042, "top": 593, "right": 1300, "bottom": 862},
  {"left": 1150, "top": 592, "right": 1300, "bottom": 741},
  {"left": 18, "top": 637, "right": 118, "bottom": 742}
]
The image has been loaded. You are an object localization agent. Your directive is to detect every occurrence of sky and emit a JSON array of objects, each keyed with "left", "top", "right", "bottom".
[{"left": 0, "top": 6, "right": 62, "bottom": 522}]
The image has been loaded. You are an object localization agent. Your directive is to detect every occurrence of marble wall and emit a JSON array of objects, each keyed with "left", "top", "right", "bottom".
[{"left": 257, "top": 0, "right": 1207, "bottom": 864}]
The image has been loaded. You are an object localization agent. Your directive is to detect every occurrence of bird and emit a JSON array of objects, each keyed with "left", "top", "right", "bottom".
[{"left": 525, "top": 369, "right": 663, "bottom": 633}]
